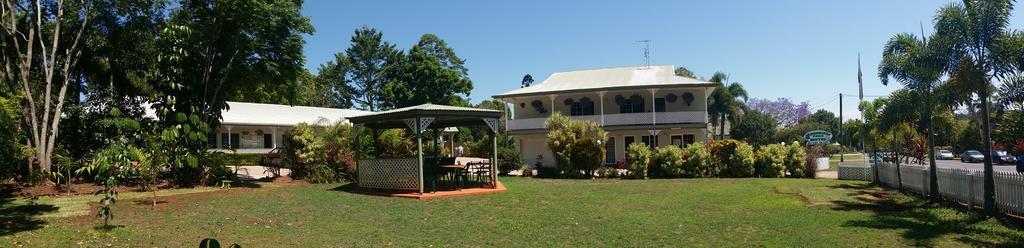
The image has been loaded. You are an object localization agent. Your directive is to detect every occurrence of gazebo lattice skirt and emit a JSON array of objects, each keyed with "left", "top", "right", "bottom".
[{"left": 358, "top": 158, "right": 420, "bottom": 190}]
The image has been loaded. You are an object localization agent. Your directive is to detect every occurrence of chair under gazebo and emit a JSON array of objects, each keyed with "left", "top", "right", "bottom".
[{"left": 347, "top": 103, "right": 507, "bottom": 199}]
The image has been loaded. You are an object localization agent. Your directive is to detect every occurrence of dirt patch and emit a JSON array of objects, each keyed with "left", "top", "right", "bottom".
[{"left": 772, "top": 187, "right": 815, "bottom": 206}]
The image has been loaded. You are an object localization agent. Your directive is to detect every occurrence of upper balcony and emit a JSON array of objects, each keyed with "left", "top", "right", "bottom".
[
  {"left": 502, "top": 88, "right": 710, "bottom": 131},
  {"left": 506, "top": 111, "right": 706, "bottom": 131}
]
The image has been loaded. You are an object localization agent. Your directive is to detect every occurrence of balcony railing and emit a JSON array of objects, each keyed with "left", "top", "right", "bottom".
[{"left": 507, "top": 111, "right": 706, "bottom": 130}]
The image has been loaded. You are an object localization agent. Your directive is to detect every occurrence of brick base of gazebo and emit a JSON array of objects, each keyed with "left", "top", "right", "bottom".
[{"left": 350, "top": 181, "right": 506, "bottom": 200}]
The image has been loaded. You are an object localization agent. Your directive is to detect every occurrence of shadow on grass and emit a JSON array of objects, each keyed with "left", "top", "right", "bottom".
[
  {"left": 0, "top": 184, "right": 58, "bottom": 237},
  {"left": 828, "top": 183, "right": 1024, "bottom": 246},
  {"left": 131, "top": 199, "right": 168, "bottom": 206},
  {"left": 229, "top": 181, "right": 262, "bottom": 188}
]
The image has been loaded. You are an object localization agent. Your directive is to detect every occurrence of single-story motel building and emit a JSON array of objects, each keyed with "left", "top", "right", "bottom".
[
  {"left": 493, "top": 65, "right": 717, "bottom": 168},
  {"left": 203, "top": 101, "right": 372, "bottom": 153}
]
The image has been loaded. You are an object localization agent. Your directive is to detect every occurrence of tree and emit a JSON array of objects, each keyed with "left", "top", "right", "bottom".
[
  {"left": 3, "top": 0, "right": 93, "bottom": 176},
  {"left": 381, "top": 34, "right": 473, "bottom": 109},
  {"left": 730, "top": 110, "right": 778, "bottom": 147},
  {"left": 545, "top": 113, "right": 607, "bottom": 176},
  {"left": 747, "top": 98, "right": 811, "bottom": 127},
  {"left": 707, "top": 72, "right": 748, "bottom": 140},
  {"left": 347, "top": 27, "right": 399, "bottom": 111},
  {"left": 521, "top": 74, "right": 534, "bottom": 88},
  {"left": 312, "top": 53, "right": 356, "bottom": 108},
  {"left": 674, "top": 66, "right": 696, "bottom": 78},
  {"left": 801, "top": 109, "right": 841, "bottom": 135},
  {"left": 152, "top": 0, "right": 312, "bottom": 185},
  {"left": 879, "top": 30, "right": 948, "bottom": 203},
  {"left": 933, "top": 0, "right": 1024, "bottom": 215}
]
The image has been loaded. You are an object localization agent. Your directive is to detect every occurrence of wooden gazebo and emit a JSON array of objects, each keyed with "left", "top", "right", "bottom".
[{"left": 348, "top": 103, "right": 504, "bottom": 195}]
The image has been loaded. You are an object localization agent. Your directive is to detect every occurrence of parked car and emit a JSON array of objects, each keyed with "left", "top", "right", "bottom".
[
  {"left": 935, "top": 150, "right": 954, "bottom": 160},
  {"left": 993, "top": 150, "right": 1018, "bottom": 165},
  {"left": 961, "top": 150, "right": 985, "bottom": 163}
]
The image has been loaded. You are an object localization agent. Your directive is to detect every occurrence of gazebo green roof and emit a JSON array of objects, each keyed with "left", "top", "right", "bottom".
[{"left": 348, "top": 103, "right": 503, "bottom": 129}]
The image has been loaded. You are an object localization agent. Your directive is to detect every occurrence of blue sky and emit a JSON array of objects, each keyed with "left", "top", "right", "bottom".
[{"left": 300, "top": 0, "right": 1023, "bottom": 119}]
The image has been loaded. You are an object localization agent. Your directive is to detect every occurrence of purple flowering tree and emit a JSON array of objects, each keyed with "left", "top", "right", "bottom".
[{"left": 747, "top": 98, "right": 810, "bottom": 127}]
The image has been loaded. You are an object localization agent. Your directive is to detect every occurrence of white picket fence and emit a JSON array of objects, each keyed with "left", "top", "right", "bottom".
[{"left": 873, "top": 163, "right": 1024, "bottom": 216}]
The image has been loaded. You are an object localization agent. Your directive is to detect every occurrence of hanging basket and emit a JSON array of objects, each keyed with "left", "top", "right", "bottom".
[
  {"left": 666, "top": 93, "right": 678, "bottom": 103},
  {"left": 682, "top": 92, "right": 695, "bottom": 106}
]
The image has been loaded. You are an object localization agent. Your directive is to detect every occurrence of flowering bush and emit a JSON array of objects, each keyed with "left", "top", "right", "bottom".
[
  {"left": 650, "top": 145, "right": 685, "bottom": 178},
  {"left": 680, "top": 142, "right": 714, "bottom": 178},
  {"left": 624, "top": 142, "right": 651, "bottom": 179},
  {"left": 711, "top": 139, "right": 755, "bottom": 178}
]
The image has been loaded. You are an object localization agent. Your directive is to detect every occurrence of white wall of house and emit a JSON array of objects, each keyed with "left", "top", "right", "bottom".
[{"left": 209, "top": 125, "right": 292, "bottom": 154}]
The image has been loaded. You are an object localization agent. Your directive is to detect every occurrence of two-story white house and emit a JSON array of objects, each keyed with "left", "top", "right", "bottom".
[{"left": 493, "top": 65, "right": 716, "bottom": 167}]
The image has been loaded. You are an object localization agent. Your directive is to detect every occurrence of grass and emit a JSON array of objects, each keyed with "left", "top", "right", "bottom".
[
  {"left": 3, "top": 177, "right": 1024, "bottom": 247},
  {"left": 826, "top": 153, "right": 866, "bottom": 171}
]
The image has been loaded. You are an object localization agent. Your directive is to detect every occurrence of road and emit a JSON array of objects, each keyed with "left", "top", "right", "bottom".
[{"left": 932, "top": 159, "right": 1019, "bottom": 172}]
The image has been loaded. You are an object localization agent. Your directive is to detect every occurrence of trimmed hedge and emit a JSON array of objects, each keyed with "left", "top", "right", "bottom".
[
  {"left": 681, "top": 142, "right": 713, "bottom": 178},
  {"left": 650, "top": 145, "right": 685, "bottom": 178},
  {"left": 711, "top": 139, "right": 755, "bottom": 178},
  {"left": 754, "top": 144, "right": 787, "bottom": 178}
]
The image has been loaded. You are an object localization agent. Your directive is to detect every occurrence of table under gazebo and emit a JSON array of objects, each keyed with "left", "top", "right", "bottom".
[{"left": 348, "top": 103, "right": 505, "bottom": 197}]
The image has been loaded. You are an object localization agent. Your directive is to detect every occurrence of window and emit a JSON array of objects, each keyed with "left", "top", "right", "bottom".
[
  {"left": 671, "top": 135, "right": 683, "bottom": 148},
  {"left": 208, "top": 133, "right": 217, "bottom": 148},
  {"left": 641, "top": 135, "right": 657, "bottom": 148},
  {"left": 683, "top": 134, "right": 695, "bottom": 146},
  {"left": 624, "top": 136, "right": 635, "bottom": 149},
  {"left": 230, "top": 133, "right": 240, "bottom": 149},
  {"left": 220, "top": 133, "right": 230, "bottom": 149},
  {"left": 263, "top": 133, "right": 273, "bottom": 148},
  {"left": 570, "top": 97, "right": 595, "bottom": 116},
  {"left": 605, "top": 137, "right": 616, "bottom": 164},
  {"left": 619, "top": 95, "right": 645, "bottom": 113},
  {"left": 655, "top": 98, "right": 666, "bottom": 112}
]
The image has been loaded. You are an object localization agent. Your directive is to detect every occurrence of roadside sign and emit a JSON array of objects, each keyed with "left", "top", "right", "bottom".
[{"left": 804, "top": 130, "right": 833, "bottom": 146}]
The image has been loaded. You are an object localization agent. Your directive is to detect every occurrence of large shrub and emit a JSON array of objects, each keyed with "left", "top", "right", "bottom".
[
  {"left": 284, "top": 120, "right": 357, "bottom": 183},
  {"left": 730, "top": 110, "right": 779, "bottom": 147},
  {"left": 650, "top": 145, "right": 685, "bottom": 178},
  {"left": 545, "top": 113, "right": 607, "bottom": 176},
  {"left": 784, "top": 142, "right": 807, "bottom": 177},
  {"left": 680, "top": 142, "right": 714, "bottom": 178},
  {"left": 496, "top": 134, "right": 522, "bottom": 175},
  {"left": 711, "top": 139, "right": 755, "bottom": 177},
  {"left": 624, "top": 142, "right": 651, "bottom": 179},
  {"left": 0, "top": 96, "right": 26, "bottom": 180},
  {"left": 377, "top": 129, "right": 415, "bottom": 158},
  {"left": 754, "top": 144, "right": 787, "bottom": 178}
]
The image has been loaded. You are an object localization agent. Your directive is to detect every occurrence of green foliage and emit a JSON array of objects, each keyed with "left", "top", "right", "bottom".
[
  {"left": 544, "top": 113, "right": 607, "bottom": 176},
  {"left": 624, "top": 142, "right": 651, "bottom": 179},
  {"left": 346, "top": 27, "right": 402, "bottom": 111},
  {"left": 730, "top": 110, "right": 778, "bottom": 147},
  {"left": 707, "top": 72, "right": 748, "bottom": 139},
  {"left": 496, "top": 135, "right": 522, "bottom": 176},
  {"left": 0, "top": 96, "right": 26, "bottom": 179},
  {"left": 785, "top": 142, "right": 807, "bottom": 177},
  {"left": 711, "top": 140, "right": 755, "bottom": 178},
  {"left": 650, "top": 145, "right": 685, "bottom": 178},
  {"left": 377, "top": 129, "right": 415, "bottom": 158},
  {"left": 996, "top": 110, "right": 1024, "bottom": 150},
  {"left": 284, "top": 120, "right": 358, "bottom": 183},
  {"left": 754, "top": 144, "right": 788, "bottom": 178},
  {"left": 680, "top": 142, "right": 714, "bottom": 178},
  {"left": 381, "top": 34, "right": 473, "bottom": 109},
  {"left": 776, "top": 121, "right": 830, "bottom": 144}
]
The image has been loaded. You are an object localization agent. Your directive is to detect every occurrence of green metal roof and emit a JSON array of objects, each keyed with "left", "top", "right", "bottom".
[{"left": 348, "top": 103, "right": 503, "bottom": 129}]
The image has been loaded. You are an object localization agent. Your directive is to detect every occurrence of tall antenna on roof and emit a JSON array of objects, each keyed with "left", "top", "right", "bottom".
[{"left": 637, "top": 40, "right": 650, "bottom": 68}]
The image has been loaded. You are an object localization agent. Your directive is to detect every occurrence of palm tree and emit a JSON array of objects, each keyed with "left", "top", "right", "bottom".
[
  {"left": 707, "top": 72, "right": 748, "bottom": 140},
  {"left": 878, "top": 32, "right": 946, "bottom": 203},
  {"left": 933, "top": 0, "right": 1024, "bottom": 215}
]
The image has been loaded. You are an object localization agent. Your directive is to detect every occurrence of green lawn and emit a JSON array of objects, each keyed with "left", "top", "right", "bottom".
[
  {"left": 826, "top": 153, "right": 866, "bottom": 170},
  {"left": 4, "top": 177, "right": 1024, "bottom": 247}
]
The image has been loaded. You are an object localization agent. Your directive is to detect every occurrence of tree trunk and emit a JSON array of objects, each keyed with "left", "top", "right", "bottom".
[
  {"left": 925, "top": 88, "right": 940, "bottom": 203},
  {"left": 981, "top": 81, "right": 997, "bottom": 215},
  {"left": 894, "top": 131, "right": 903, "bottom": 191},
  {"left": 719, "top": 114, "right": 726, "bottom": 140}
]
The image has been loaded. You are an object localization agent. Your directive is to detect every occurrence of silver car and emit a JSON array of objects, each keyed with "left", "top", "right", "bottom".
[
  {"left": 935, "top": 150, "right": 954, "bottom": 160},
  {"left": 961, "top": 150, "right": 985, "bottom": 163}
]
